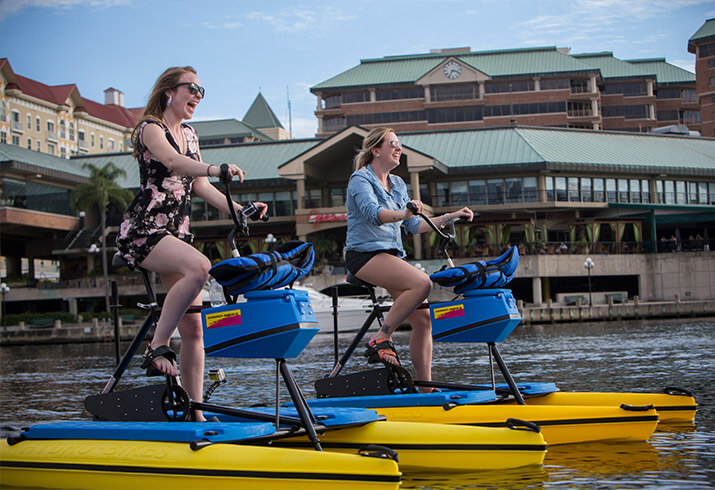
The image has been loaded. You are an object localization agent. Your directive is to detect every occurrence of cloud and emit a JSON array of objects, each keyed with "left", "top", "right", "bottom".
[
  {"left": 290, "top": 117, "right": 318, "bottom": 139},
  {"left": 0, "top": 0, "right": 129, "bottom": 19},
  {"left": 202, "top": 20, "right": 242, "bottom": 30},
  {"left": 245, "top": 7, "right": 356, "bottom": 34}
]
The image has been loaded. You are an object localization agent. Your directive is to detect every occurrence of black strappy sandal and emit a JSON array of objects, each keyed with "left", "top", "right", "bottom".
[
  {"left": 365, "top": 337, "right": 401, "bottom": 366},
  {"left": 141, "top": 345, "right": 177, "bottom": 377}
]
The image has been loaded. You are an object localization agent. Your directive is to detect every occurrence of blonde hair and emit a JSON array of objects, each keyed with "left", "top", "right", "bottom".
[
  {"left": 131, "top": 66, "right": 197, "bottom": 158},
  {"left": 353, "top": 127, "right": 394, "bottom": 170}
]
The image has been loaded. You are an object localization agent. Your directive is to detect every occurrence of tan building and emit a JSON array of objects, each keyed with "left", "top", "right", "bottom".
[
  {"left": 310, "top": 46, "right": 698, "bottom": 137},
  {"left": 0, "top": 58, "right": 140, "bottom": 158}
]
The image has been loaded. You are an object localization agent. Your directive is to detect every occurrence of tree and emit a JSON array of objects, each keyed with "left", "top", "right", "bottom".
[{"left": 71, "top": 162, "right": 133, "bottom": 312}]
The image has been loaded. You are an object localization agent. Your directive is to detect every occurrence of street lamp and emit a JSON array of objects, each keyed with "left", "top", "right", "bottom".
[
  {"left": 583, "top": 257, "right": 595, "bottom": 306},
  {"left": 265, "top": 233, "right": 277, "bottom": 251},
  {"left": 1, "top": 282, "right": 10, "bottom": 330}
]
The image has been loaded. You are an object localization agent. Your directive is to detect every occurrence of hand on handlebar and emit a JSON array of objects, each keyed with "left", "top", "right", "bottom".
[
  {"left": 219, "top": 163, "right": 246, "bottom": 184},
  {"left": 405, "top": 200, "right": 424, "bottom": 216},
  {"left": 451, "top": 206, "right": 476, "bottom": 223}
]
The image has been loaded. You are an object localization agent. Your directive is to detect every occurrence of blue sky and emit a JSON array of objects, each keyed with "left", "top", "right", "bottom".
[{"left": 1, "top": 0, "right": 713, "bottom": 139}]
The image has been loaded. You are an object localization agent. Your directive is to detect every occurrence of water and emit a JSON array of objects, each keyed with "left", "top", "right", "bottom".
[{"left": 1, "top": 318, "right": 714, "bottom": 489}]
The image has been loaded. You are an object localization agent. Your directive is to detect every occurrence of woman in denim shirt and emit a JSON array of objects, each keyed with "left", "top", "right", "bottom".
[{"left": 345, "top": 127, "right": 474, "bottom": 390}]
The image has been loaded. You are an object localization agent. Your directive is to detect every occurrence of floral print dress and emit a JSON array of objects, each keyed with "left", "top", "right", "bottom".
[{"left": 115, "top": 120, "right": 199, "bottom": 268}]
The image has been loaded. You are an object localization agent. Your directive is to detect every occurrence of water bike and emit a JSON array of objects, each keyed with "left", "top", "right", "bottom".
[
  {"left": 0, "top": 166, "right": 545, "bottom": 489},
  {"left": 308, "top": 204, "right": 696, "bottom": 445}
]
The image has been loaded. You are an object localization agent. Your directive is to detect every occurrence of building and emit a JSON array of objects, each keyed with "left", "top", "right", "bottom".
[
  {"left": 1, "top": 125, "right": 713, "bottom": 318},
  {"left": 0, "top": 59, "right": 140, "bottom": 158},
  {"left": 689, "top": 18, "right": 715, "bottom": 138},
  {"left": 310, "top": 46, "right": 698, "bottom": 137}
]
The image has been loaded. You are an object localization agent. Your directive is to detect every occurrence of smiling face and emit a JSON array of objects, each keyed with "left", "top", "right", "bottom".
[
  {"left": 373, "top": 131, "right": 402, "bottom": 170},
  {"left": 166, "top": 72, "right": 203, "bottom": 120}
]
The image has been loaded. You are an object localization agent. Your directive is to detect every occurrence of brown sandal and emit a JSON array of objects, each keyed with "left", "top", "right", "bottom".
[{"left": 365, "top": 337, "right": 401, "bottom": 366}]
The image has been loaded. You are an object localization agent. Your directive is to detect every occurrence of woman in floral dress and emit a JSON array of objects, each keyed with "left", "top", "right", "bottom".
[{"left": 116, "top": 66, "right": 266, "bottom": 421}]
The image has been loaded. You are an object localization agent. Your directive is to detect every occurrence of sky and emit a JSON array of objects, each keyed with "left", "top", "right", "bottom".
[{"left": 0, "top": 0, "right": 713, "bottom": 139}]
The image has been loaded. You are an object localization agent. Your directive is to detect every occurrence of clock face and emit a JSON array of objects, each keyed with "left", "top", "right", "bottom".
[{"left": 443, "top": 61, "right": 462, "bottom": 80}]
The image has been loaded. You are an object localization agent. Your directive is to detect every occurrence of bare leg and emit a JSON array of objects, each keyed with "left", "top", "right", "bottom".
[
  {"left": 139, "top": 236, "right": 211, "bottom": 379},
  {"left": 356, "top": 254, "right": 432, "bottom": 378}
]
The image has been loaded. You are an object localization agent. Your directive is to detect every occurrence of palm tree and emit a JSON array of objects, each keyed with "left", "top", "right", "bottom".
[{"left": 71, "top": 162, "right": 133, "bottom": 312}]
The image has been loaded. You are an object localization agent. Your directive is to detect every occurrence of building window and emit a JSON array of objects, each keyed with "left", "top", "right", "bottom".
[
  {"left": 323, "top": 117, "right": 346, "bottom": 132},
  {"left": 35, "top": 116, "right": 40, "bottom": 132},
  {"left": 11, "top": 135, "right": 19, "bottom": 145},
  {"left": 698, "top": 42, "right": 715, "bottom": 58},
  {"left": 329, "top": 187, "right": 346, "bottom": 207},
  {"left": 304, "top": 188, "right": 322, "bottom": 208},
  {"left": 26, "top": 137, "right": 32, "bottom": 149},
  {"left": 36, "top": 140, "right": 41, "bottom": 152},
  {"left": 26, "top": 114, "right": 31, "bottom": 130},
  {"left": 523, "top": 177, "right": 537, "bottom": 201},
  {"left": 323, "top": 94, "right": 341, "bottom": 109},
  {"left": 602, "top": 105, "right": 649, "bottom": 119},
  {"left": 108, "top": 138, "right": 115, "bottom": 151},
  {"left": 604, "top": 83, "right": 647, "bottom": 96},
  {"left": 505, "top": 178, "right": 524, "bottom": 203},
  {"left": 570, "top": 79, "right": 589, "bottom": 94},
  {"left": 48, "top": 143, "right": 55, "bottom": 154},
  {"left": 581, "top": 177, "right": 592, "bottom": 202},
  {"left": 664, "top": 180, "right": 674, "bottom": 204},
  {"left": 630, "top": 179, "right": 641, "bottom": 203},
  {"left": 99, "top": 135, "right": 104, "bottom": 150},
  {"left": 61, "top": 147, "right": 66, "bottom": 158},
  {"left": 618, "top": 179, "right": 629, "bottom": 202},
  {"left": 656, "top": 88, "right": 680, "bottom": 99},
  {"left": 69, "top": 122, "right": 74, "bottom": 141},
  {"left": 468, "top": 179, "right": 487, "bottom": 205},
  {"left": 487, "top": 179, "right": 505, "bottom": 204},
  {"left": 641, "top": 179, "right": 650, "bottom": 203},
  {"left": 0, "top": 101, "right": 5, "bottom": 122},
  {"left": 545, "top": 176, "right": 554, "bottom": 201},
  {"left": 485, "top": 80, "right": 534, "bottom": 94},
  {"left": 657, "top": 110, "right": 678, "bottom": 121},
  {"left": 709, "top": 77, "right": 715, "bottom": 87},
  {"left": 375, "top": 87, "right": 423, "bottom": 101},
  {"left": 606, "top": 179, "right": 617, "bottom": 203},
  {"left": 688, "top": 182, "right": 698, "bottom": 204},
  {"left": 91, "top": 133, "right": 95, "bottom": 147},
  {"left": 540, "top": 79, "right": 570, "bottom": 90},
  {"left": 681, "top": 111, "right": 701, "bottom": 124},
  {"left": 428, "top": 106, "right": 481, "bottom": 123},
  {"left": 567, "top": 101, "right": 591, "bottom": 117},
  {"left": 59, "top": 120, "right": 65, "bottom": 139},
  {"left": 0, "top": 131, "right": 6, "bottom": 144},
  {"left": 555, "top": 177, "right": 567, "bottom": 201},
  {"left": 593, "top": 178, "right": 605, "bottom": 202},
  {"left": 347, "top": 110, "right": 427, "bottom": 126},
  {"left": 430, "top": 84, "right": 478, "bottom": 102},
  {"left": 342, "top": 91, "right": 370, "bottom": 104},
  {"left": 682, "top": 89, "right": 697, "bottom": 104}
]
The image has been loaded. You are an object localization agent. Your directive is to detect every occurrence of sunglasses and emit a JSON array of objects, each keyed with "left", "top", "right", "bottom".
[
  {"left": 174, "top": 82, "right": 205, "bottom": 98},
  {"left": 387, "top": 140, "right": 401, "bottom": 150}
]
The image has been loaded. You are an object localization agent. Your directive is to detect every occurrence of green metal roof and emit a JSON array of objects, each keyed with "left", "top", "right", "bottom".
[
  {"left": 190, "top": 119, "right": 272, "bottom": 141},
  {"left": 625, "top": 59, "right": 695, "bottom": 85},
  {"left": 311, "top": 47, "right": 596, "bottom": 91},
  {"left": 398, "top": 127, "right": 715, "bottom": 176},
  {"left": 71, "top": 139, "right": 320, "bottom": 187},
  {"left": 689, "top": 18, "right": 715, "bottom": 43},
  {"left": 243, "top": 93, "right": 284, "bottom": 130},
  {"left": 0, "top": 143, "right": 90, "bottom": 182},
  {"left": 572, "top": 52, "right": 654, "bottom": 80}
]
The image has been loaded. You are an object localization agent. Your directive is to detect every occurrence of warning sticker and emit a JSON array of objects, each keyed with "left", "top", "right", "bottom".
[
  {"left": 205, "top": 309, "right": 242, "bottom": 329},
  {"left": 433, "top": 304, "right": 465, "bottom": 321}
]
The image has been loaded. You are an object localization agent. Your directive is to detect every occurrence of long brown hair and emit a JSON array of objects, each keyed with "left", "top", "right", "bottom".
[
  {"left": 353, "top": 127, "right": 394, "bottom": 170},
  {"left": 131, "top": 66, "right": 196, "bottom": 158}
]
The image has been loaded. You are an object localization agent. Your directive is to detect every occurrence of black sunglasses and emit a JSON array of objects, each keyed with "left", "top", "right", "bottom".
[{"left": 174, "top": 82, "right": 205, "bottom": 98}]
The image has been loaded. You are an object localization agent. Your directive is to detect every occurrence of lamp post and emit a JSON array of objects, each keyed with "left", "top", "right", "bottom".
[
  {"left": 1, "top": 282, "right": 10, "bottom": 330},
  {"left": 265, "top": 233, "right": 277, "bottom": 251},
  {"left": 584, "top": 257, "right": 595, "bottom": 306}
]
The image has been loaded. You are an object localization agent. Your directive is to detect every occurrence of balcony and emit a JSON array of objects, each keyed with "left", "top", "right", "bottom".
[
  {"left": 78, "top": 139, "right": 88, "bottom": 151},
  {"left": 10, "top": 120, "right": 23, "bottom": 133},
  {"left": 46, "top": 130, "right": 58, "bottom": 142}
]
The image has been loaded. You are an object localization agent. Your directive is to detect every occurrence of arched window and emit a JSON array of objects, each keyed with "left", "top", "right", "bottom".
[
  {"left": 0, "top": 101, "right": 6, "bottom": 122},
  {"left": 59, "top": 120, "right": 66, "bottom": 139},
  {"left": 69, "top": 122, "right": 74, "bottom": 141}
]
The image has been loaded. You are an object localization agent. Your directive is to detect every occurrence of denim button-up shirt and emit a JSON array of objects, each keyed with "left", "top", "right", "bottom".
[{"left": 345, "top": 165, "right": 421, "bottom": 258}]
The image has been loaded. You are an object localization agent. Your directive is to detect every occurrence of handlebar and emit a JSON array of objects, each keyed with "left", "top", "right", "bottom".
[
  {"left": 219, "top": 163, "right": 269, "bottom": 258},
  {"left": 405, "top": 202, "right": 479, "bottom": 269}
]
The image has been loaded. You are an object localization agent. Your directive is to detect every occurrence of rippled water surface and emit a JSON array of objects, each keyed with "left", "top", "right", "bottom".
[{"left": 1, "top": 318, "right": 714, "bottom": 489}]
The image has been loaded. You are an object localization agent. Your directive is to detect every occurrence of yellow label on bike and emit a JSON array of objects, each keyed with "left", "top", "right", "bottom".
[
  {"left": 205, "top": 309, "right": 242, "bottom": 329},
  {"left": 433, "top": 304, "right": 465, "bottom": 321}
]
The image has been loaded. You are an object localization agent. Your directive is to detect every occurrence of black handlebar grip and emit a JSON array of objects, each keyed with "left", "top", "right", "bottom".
[
  {"left": 406, "top": 202, "right": 418, "bottom": 214},
  {"left": 219, "top": 163, "right": 231, "bottom": 185}
]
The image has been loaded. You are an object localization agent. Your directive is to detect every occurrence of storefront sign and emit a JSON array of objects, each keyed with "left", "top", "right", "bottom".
[{"left": 308, "top": 209, "right": 347, "bottom": 229}]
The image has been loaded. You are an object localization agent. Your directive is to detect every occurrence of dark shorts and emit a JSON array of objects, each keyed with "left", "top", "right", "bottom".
[{"left": 344, "top": 249, "right": 399, "bottom": 276}]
